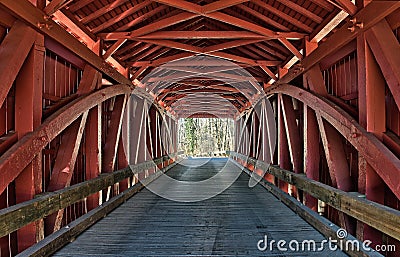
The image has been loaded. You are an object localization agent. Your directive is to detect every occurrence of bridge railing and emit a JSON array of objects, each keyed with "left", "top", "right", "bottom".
[
  {"left": 229, "top": 151, "right": 400, "bottom": 244},
  {"left": 0, "top": 151, "right": 183, "bottom": 256}
]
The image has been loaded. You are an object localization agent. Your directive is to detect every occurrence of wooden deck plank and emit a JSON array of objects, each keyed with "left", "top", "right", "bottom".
[{"left": 54, "top": 158, "right": 348, "bottom": 257}]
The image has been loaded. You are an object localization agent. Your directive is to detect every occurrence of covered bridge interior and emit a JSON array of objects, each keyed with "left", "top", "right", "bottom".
[{"left": 0, "top": 0, "right": 399, "bottom": 256}]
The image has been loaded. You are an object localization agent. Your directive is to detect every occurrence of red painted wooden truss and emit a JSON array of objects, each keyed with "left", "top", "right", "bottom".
[{"left": 0, "top": 0, "right": 399, "bottom": 255}]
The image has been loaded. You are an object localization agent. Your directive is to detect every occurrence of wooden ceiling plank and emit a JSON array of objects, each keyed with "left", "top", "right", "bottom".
[
  {"left": 251, "top": 0, "right": 313, "bottom": 33},
  {"left": 274, "top": 0, "right": 323, "bottom": 23},
  {"left": 92, "top": 0, "right": 152, "bottom": 33},
  {"left": 124, "top": 12, "right": 200, "bottom": 38},
  {"left": 116, "top": 5, "right": 169, "bottom": 32},
  {"left": 236, "top": 4, "right": 290, "bottom": 32},
  {"left": 254, "top": 43, "right": 286, "bottom": 60},
  {"left": 127, "top": 45, "right": 163, "bottom": 62},
  {"left": 80, "top": 0, "right": 129, "bottom": 24},
  {"left": 306, "top": 0, "right": 335, "bottom": 12},
  {"left": 205, "top": 11, "right": 278, "bottom": 38},
  {"left": 120, "top": 43, "right": 152, "bottom": 61},
  {"left": 68, "top": 0, "right": 95, "bottom": 12},
  {"left": 151, "top": 0, "right": 201, "bottom": 14},
  {"left": 115, "top": 41, "right": 142, "bottom": 56}
]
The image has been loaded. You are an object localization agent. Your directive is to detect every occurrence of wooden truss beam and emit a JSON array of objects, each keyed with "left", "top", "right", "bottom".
[
  {"left": 0, "top": 21, "right": 36, "bottom": 107},
  {"left": 276, "top": 1, "right": 400, "bottom": 85},
  {"left": 91, "top": 0, "right": 152, "bottom": 33},
  {"left": 202, "top": 0, "right": 250, "bottom": 13},
  {"left": 68, "top": 0, "right": 95, "bottom": 12},
  {"left": 251, "top": 0, "right": 313, "bottom": 33},
  {"left": 80, "top": 0, "right": 129, "bottom": 24},
  {"left": 332, "top": 0, "right": 358, "bottom": 15},
  {"left": 365, "top": 19, "right": 400, "bottom": 109},
  {"left": 270, "top": 84, "right": 400, "bottom": 200},
  {"left": 274, "top": 0, "right": 323, "bottom": 23},
  {"left": 45, "top": 112, "right": 88, "bottom": 234},
  {"left": 100, "top": 31, "right": 304, "bottom": 40},
  {"left": 0, "top": 0, "right": 131, "bottom": 85},
  {"left": 103, "top": 39, "right": 127, "bottom": 60},
  {"left": 0, "top": 86, "right": 131, "bottom": 195},
  {"left": 43, "top": 0, "right": 71, "bottom": 15}
]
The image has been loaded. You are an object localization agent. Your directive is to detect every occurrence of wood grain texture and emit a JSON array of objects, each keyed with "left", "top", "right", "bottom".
[{"left": 54, "top": 158, "right": 346, "bottom": 256}]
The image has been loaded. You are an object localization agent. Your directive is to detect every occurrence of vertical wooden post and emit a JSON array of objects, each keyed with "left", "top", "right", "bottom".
[
  {"left": 303, "top": 106, "right": 319, "bottom": 211},
  {"left": 303, "top": 37, "right": 320, "bottom": 211},
  {"left": 359, "top": 33, "right": 386, "bottom": 245},
  {"left": 14, "top": 32, "right": 44, "bottom": 251},
  {"left": 85, "top": 104, "right": 102, "bottom": 210},
  {"left": 278, "top": 94, "right": 289, "bottom": 193}
]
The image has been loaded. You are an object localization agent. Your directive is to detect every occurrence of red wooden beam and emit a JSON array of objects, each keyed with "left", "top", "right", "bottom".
[
  {"left": 80, "top": 0, "right": 129, "bottom": 24},
  {"left": 125, "top": 31, "right": 267, "bottom": 40},
  {"left": 277, "top": 1, "right": 400, "bottom": 84},
  {"left": 91, "top": 0, "right": 152, "bottom": 33},
  {"left": 204, "top": 39, "right": 266, "bottom": 53},
  {"left": 152, "top": 0, "right": 201, "bottom": 14},
  {"left": 305, "top": 66, "right": 328, "bottom": 96},
  {"left": 116, "top": 5, "right": 169, "bottom": 32},
  {"left": 274, "top": 0, "right": 323, "bottom": 23},
  {"left": 365, "top": 19, "right": 400, "bottom": 110},
  {"left": 307, "top": 0, "right": 334, "bottom": 11},
  {"left": 103, "top": 39, "right": 127, "bottom": 60},
  {"left": 76, "top": 65, "right": 100, "bottom": 95},
  {"left": 0, "top": 0, "right": 131, "bottom": 85},
  {"left": 332, "top": 0, "right": 358, "bottom": 15},
  {"left": 316, "top": 116, "right": 352, "bottom": 191},
  {"left": 278, "top": 38, "right": 303, "bottom": 60},
  {"left": 259, "top": 65, "right": 278, "bottom": 81},
  {"left": 14, "top": 33, "right": 44, "bottom": 251},
  {"left": 68, "top": 0, "right": 95, "bottom": 12},
  {"left": 251, "top": 0, "right": 313, "bottom": 33},
  {"left": 0, "top": 21, "right": 36, "bottom": 107},
  {"left": 204, "top": 12, "right": 285, "bottom": 38},
  {"left": 202, "top": 0, "right": 250, "bottom": 13},
  {"left": 45, "top": 112, "right": 88, "bottom": 234},
  {"left": 0, "top": 86, "right": 131, "bottom": 196},
  {"left": 303, "top": 106, "right": 319, "bottom": 211},
  {"left": 236, "top": 4, "right": 289, "bottom": 32},
  {"left": 358, "top": 33, "right": 386, "bottom": 244},
  {"left": 280, "top": 95, "right": 302, "bottom": 173},
  {"left": 316, "top": 115, "right": 354, "bottom": 232},
  {"left": 270, "top": 84, "right": 400, "bottom": 200},
  {"left": 85, "top": 105, "right": 102, "bottom": 211},
  {"left": 0, "top": 7, "right": 16, "bottom": 27},
  {"left": 278, "top": 95, "right": 289, "bottom": 192},
  {"left": 43, "top": 0, "right": 71, "bottom": 15},
  {"left": 103, "top": 95, "right": 128, "bottom": 173}
]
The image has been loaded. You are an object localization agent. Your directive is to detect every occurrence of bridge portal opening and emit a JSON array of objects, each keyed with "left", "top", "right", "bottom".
[{"left": 177, "top": 118, "right": 234, "bottom": 157}]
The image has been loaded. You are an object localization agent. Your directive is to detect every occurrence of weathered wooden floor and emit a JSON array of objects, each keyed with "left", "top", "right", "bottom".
[{"left": 54, "top": 158, "right": 347, "bottom": 256}]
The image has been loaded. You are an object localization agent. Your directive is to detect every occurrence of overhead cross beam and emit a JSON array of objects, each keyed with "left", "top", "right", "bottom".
[{"left": 100, "top": 31, "right": 304, "bottom": 40}]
